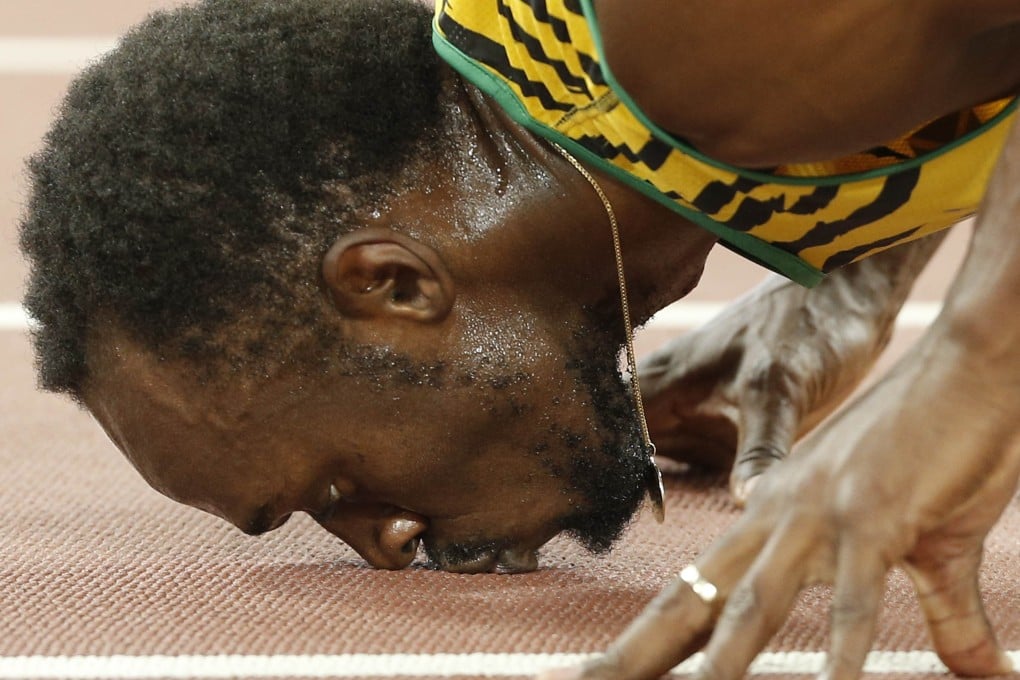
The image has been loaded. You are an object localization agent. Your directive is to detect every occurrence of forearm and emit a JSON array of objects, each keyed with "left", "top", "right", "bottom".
[{"left": 934, "top": 116, "right": 1020, "bottom": 366}]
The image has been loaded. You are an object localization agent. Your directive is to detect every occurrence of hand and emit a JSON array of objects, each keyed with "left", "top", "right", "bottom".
[
  {"left": 547, "top": 111, "right": 1020, "bottom": 680},
  {"left": 543, "top": 332, "right": 1020, "bottom": 680},
  {"left": 640, "top": 282, "right": 883, "bottom": 504},
  {"left": 640, "top": 235, "right": 943, "bottom": 504}
]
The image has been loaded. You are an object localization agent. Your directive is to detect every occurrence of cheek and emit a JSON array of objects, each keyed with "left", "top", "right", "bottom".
[{"left": 362, "top": 416, "right": 579, "bottom": 522}]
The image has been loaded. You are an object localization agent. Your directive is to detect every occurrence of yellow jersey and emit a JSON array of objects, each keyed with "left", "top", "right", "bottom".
[{"left": 433, "top": 0, "right": 1016, "bottom": 286}]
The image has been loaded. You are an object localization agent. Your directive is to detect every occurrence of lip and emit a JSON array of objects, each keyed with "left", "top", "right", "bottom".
[
  {"left": 430, "top": 545, "right": 539, "bottom": 574},
  {"left": 494, "top": 546, "right": 539, "bottom": 574}
]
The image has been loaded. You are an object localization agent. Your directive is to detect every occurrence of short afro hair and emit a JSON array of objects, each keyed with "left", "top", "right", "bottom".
[{"left": 19, "top": 0, "right": 444, "bottom": 400}]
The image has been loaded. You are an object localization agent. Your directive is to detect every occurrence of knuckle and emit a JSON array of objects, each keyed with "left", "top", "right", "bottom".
[
  {"left": 736, "top": 443, "right": 787, "bottom": 466},
  {"left": 721, "top": 581, "right": 761, "bottom": 624},
  {"left": 828, "top": 489, "right": 901, "bottom": 542},
  {"left": 939, "top": 636, "right": 1001, "bottom": 666},
  {"left": 825, "top": 483, "right": 888, "bottom": 530},
  {"left": 745, "top": 356, "right": 794, "bottom": 395}
]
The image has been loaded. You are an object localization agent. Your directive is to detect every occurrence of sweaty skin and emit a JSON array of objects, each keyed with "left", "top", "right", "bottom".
[
  {"left": 596, "top": 0, "right": 1020, "bottom": 166},
  {"left": 543, "top": 116, "right": 1020, "bottom": 680},
  {"left": 41, "top": 0, "right": 1020, "bottom": 670},
  {"left": 641, "top": 233, "right": 946, "bottom": 504},
  {"left": 81, "top": 79, "right": 716, "bottom": 573},
  {"left": 538, "top": 1, "right": 1020, "bottom": 678}
]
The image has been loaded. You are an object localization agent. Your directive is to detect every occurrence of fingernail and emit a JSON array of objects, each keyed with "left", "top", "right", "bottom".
[{"left": 733, "top": 475, "right": 759, "bottom": 504}]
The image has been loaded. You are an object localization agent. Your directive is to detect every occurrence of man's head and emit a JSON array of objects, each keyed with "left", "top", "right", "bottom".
[
  {"left": 20, "top": 0, "right": 674, "bottom": 572},
  {"left": 21, "top": 0, "right": 444, "bottom": 396}
]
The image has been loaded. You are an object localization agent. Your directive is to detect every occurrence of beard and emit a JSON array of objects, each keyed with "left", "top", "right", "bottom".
[{"left": 549, "top": 298, "right": 652, "bottom": 555}]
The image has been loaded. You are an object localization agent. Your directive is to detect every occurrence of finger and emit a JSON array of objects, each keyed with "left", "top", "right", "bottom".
[
  {"left": 730, "top": 365, "right": 800, "bottom": 505},
  {"left": 729, "top": 443, "right": 785, "bottom": 505},
  {"left": 904, "top": 546, "right": 1013, "bottom": 676},
  {"left": 820, "top": 541, "right": 887, "bottom": 680},
  {"left": 574, "top": 515, "right": 773, "bottom": 680},
  {"left": 694, "top": 515, "right": 819, "bottom": 680},
  {"left": 636, "top": 333, "right": 713, "bottom": 406},
  {"left": 567, "top": 580, "right": 715, "bottom": 680}
]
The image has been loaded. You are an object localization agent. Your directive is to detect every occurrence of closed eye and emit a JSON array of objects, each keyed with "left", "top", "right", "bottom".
[{"left": 313, "top": 483, "right": 344, "bottom": 522}]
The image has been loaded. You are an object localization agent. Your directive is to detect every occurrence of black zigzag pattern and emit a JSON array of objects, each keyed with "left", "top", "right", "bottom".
[
  {"left": 785, "top": 185, "right": 840, "bottom": 215},
  {"left": 439, "top": 12, "right": 573, "bottom": 113},
  {"left": 495, "top": 0, "right": 593, "bottom": 97},
  {"left": 692, "top": 180, "right": 841, "bottom": 223},
  {"left": 822, "top": 224, "right": 922, "bottom": 271},
  {"left": 775, "top": 168, "right": 921, "bottom": 251},
  {"left": 574, "top": 134, "right": 672, "bottom": 171},
  {"left": 525, "top": 0, "right": 605, "bottom": 85},
  {"left": 528, "top": 0, "right": 572, "bottom": 43},
  {"left": 691, "top": 177, "right": 763, "bottom": 215},
  {"left": 562, "top": 0, "right": 583, "bottom": 15}
]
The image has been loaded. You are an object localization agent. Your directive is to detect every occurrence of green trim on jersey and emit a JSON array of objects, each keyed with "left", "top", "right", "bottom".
[
  {"left": 433, "top": 0, "right": 1016, "bottom": 288},
  {"left": 578, "top": 0, "right": 1019, "bottom": 187},
  {"left": 432, "top": 26, "right": 825, "bottom": 286}
]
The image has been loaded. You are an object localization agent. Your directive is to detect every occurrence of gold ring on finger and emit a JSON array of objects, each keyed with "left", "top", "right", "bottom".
[{"left": 680, "top": 564, "right": 718, "bottom": 604}]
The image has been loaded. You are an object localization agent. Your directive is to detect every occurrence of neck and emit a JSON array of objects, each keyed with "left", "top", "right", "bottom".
[
  {"left": 585, "top": 168, "right": 717, "bottom": 322},
  {"left": 453, "top": 79, "right": 716, "bottom": 321}
]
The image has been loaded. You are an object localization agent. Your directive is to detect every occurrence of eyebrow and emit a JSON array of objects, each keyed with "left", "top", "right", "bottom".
[{"left": 242, "top": 503, "right": 275, "bottom": 536}]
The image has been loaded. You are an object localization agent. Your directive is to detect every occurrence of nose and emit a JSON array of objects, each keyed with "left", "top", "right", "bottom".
[{"left": 314, "top": 502, "right": 428, "bottom": 570}]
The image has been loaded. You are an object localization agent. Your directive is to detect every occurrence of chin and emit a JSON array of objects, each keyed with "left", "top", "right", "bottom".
[{"left": 557, "top": 468, "right": 647, "bottom": 556}]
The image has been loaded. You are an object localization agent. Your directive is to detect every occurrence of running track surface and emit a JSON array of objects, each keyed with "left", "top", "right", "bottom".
[{"left": 2, "top": 3, "right": 1017, "bottom": 679}]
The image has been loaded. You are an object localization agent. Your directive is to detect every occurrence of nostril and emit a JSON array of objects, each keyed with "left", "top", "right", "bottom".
[
  {"left": 378, "top": 515, "right": 427, "bottom": 569},
  {"left": 313, "top": 503, "right": 429, "bottom": 571}
]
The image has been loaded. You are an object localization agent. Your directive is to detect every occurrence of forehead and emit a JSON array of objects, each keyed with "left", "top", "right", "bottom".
[{"left": 81, "top": 328, "right": 303, "bottom": 516}]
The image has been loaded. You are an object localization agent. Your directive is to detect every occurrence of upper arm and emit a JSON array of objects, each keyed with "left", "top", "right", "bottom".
[
  {"left": 591, "top": 0, "right": 830, "bottom": 153},
  {"left": 589, "top": 0, "right": 1013, "bottom": 166}
]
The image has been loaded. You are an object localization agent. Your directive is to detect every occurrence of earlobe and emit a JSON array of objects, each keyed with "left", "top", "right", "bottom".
[{"left": 321, "top": 228, "right": 454, "bottom": 322}]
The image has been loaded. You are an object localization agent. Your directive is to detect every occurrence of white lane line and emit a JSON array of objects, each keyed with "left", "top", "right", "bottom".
[
  {"left": 0, "top": 304, "right": 30, "bottom": 332},
  {"left": 646, "top": 301, "right": 942, "bottom": 330},
  {"left": 0, "top": 301, "right": 942, "bottom": 334},
  {"left": 0, "top": 37, "right": 118, "bottom": 74},
  {"left": 0, "top": 651, "right": 1013, "bottom": 678}
]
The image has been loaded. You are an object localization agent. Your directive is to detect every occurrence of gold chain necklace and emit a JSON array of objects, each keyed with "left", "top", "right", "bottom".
[{"left": 551, "top": 142, "right": 665, "bottom": 523}]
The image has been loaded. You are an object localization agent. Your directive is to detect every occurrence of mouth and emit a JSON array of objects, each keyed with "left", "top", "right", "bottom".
[{"left": 425, "top": 541, "right": 540, "bottom": 574}]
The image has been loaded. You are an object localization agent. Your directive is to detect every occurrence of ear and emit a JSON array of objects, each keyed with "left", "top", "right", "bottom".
[{"left": 321, "top": 228, "right": 454, "bottom": 322}]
